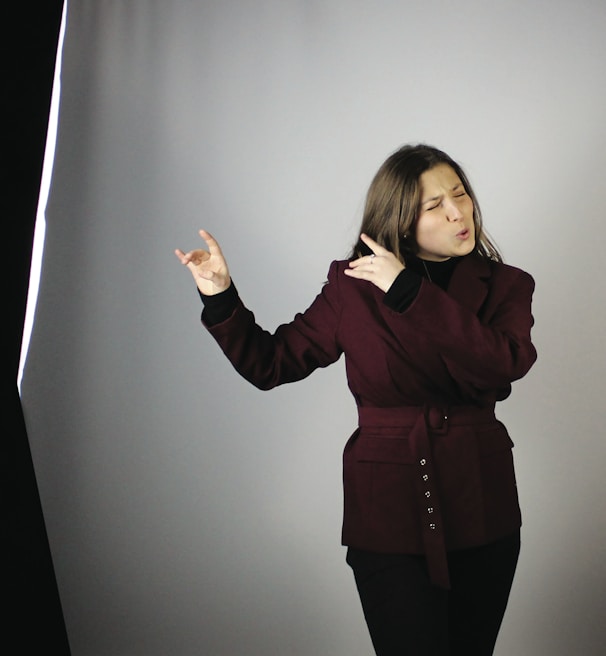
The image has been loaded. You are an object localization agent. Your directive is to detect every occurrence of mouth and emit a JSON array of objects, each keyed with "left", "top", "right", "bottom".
[{"left": 455, "top": 228, "right": 471, "bottom": 240}]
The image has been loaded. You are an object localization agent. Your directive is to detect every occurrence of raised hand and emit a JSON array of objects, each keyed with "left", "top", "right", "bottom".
[
  {"left": 174, "top": 229, "right": 231, "bottom": 296},
  {"left": 344, "top": 233, "right": 405, "bottom": 292}
]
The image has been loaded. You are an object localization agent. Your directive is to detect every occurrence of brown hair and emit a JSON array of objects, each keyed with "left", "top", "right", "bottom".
[{"left": 351, "top": 144, "right": 502, "bottom": 262}]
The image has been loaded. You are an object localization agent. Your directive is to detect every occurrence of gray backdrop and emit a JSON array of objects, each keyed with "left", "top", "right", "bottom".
[{"left": 21, "top": 1, "right": 606, "bottom": 654}]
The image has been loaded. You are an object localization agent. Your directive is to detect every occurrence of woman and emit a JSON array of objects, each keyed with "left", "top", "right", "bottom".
[{"left": 175, "top": 144, "right": 537, "bottom": 655}]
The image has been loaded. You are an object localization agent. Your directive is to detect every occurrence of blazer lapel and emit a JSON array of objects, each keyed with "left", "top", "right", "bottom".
[{"left": 447, "top": 254, "right": 491, "bottom": 314}]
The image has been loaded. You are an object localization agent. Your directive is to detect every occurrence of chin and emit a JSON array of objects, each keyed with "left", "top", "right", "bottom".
[{"left": 458, "top": 241, "right": 476, "bottom": 257}]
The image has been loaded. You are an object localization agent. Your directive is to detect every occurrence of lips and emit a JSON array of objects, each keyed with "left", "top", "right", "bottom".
[{"left": 456, "top": 228, "right": 470, "bottom": 239}]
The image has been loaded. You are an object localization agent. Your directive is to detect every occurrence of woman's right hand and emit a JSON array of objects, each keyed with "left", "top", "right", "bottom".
[{"left": 174, "top": 229, "right": 231, "bottom": 296}]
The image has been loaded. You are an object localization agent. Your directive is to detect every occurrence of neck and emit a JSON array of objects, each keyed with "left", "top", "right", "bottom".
[{"left": 412, "top": 254, "right": 461, "bottom": 290}]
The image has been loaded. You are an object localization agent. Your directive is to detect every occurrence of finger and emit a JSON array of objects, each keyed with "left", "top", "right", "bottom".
[
  {"left": 199, "top": 229, "right": 224, "bottom": 257},
  {"left": 176, "top": 248, "right": 206, "bottom": 265},
  {"left": 343, "top": 267, "right": 374, "bottom": 281},
  {"left": 360, "top": 233, "right": 387, "bottom": 255},
  {"left": 196, "top": 268, "right": 216, "bottom": 281},
  {"left": 349, "top": 253, "right": 378, "bottom": 269},
  {"left": 174, "top": 248, "right": 195, "bottom": 265}
]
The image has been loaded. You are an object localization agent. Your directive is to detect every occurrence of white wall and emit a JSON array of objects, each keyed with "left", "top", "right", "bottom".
[{"left": 21, "top": 1, "right": 606, "bottom": 654}]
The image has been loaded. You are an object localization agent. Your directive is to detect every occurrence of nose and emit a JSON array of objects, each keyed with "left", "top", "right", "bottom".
[{"left": 445, "top": 199, "right": 463, "bottom": 222}]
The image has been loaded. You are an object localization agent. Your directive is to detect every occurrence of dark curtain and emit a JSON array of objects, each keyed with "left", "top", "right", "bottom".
[{"left": 7, "top": 2, "right": 70, "bottom": 652}]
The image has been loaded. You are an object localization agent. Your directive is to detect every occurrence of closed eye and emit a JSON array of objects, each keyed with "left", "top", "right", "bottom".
[{"left": 422, "top": 188, "right": 466, "bottom": 211}]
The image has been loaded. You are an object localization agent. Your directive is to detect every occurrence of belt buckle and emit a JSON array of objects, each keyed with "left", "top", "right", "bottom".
[{"left": 424, "top": 406, "right": 449, "bottom": 434}]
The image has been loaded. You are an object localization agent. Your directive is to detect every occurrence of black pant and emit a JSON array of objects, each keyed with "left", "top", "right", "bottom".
[{"left": 346, "top": 532, "right": 520, "bottom": 656}]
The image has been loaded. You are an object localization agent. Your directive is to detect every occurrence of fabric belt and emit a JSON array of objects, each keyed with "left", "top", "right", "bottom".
[{"left": 357, "top": 404, "right": 497, "bottom": 590}]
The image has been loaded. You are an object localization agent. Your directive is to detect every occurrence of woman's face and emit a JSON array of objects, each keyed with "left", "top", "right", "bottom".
[{"left": 415, "top": 164, "right": 475, "bottom": 261}]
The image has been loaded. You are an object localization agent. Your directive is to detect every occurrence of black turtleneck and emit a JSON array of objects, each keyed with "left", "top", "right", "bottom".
[{"left": 383, "top": 255, "right": 461, "bottom": 312}]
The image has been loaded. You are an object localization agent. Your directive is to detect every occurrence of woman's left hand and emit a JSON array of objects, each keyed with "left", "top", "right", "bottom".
[{"left": 344, "top": 233, "right": 405, "bottom": 292}]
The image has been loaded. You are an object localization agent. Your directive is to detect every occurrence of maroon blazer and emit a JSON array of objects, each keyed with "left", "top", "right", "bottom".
[{"left": 204, "top": 253, "right": 537, "bottom": 588}]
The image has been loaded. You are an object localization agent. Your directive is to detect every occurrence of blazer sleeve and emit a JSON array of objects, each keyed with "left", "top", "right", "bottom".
[
  {"left": 401, "top": 267, "right": 537, "bottom": 391},
  {"left": 202, "top": 261, "right": 343, "bottom": 390}
]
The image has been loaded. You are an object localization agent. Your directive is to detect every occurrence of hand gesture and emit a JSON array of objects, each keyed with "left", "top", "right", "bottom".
[
  {"left": 344, "top": 233, "right": 405, "bottom": 292},
  {"left": 174, "top": 229, "right": 231, "bottom": 296}
]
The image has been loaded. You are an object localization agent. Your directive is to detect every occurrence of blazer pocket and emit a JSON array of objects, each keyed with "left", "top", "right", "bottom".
[{"left": 343, "top": 434, "right": 420, "bottom": 549}]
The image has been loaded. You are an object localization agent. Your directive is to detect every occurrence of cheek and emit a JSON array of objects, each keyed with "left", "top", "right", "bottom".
[
  {"left": 416, "top": 221, "right": 444, "bottom": 247},
  {"left": 414, "top": 225, "right": 429, "bottom": 247},
  {"left": 414, "top": 216, "right": 433, "bottom": 241}
]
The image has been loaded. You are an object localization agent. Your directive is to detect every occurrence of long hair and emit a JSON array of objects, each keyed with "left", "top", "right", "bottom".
[{"left": 350, "top": 144, "right": 502, "bottom": 263}]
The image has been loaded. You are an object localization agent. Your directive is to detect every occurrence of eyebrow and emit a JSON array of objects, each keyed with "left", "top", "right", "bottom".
[{"left": 420, "top": 183, "right": 464, "bottom": 206}]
